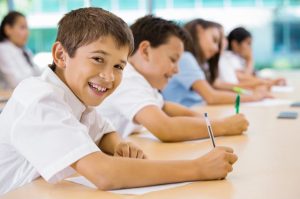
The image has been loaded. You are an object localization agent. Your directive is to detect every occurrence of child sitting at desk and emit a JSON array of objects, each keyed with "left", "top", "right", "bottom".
[
  {"left": 0, "top": 8, "right": 238, "bottom": 195},
  {"left": 219, "top": 27, "right": 285, "bottom": 87},
  {"left": 98, "top": 15, "right": 249, "bottom": 142}
]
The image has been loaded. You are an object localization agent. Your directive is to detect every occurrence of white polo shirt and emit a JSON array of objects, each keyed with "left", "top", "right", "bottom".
[
  {"left": 0, "top": 67, "right": 114, "bottom": 195},
  {"left": 218, "top": 51, "right": 245, "bottom": 84},
  {"left": 97, "top": 63, "right": 164, "bottom": 138},
  {"left": 0, "top": 40, "right": 40, "bottom": 89}
]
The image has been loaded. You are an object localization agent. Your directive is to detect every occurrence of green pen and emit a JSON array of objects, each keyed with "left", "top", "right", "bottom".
[
  {"left": 235, "top": 93, "right": 240, "bottom": 114},
  {"left": 233, "top": 86, "right": 252, "bottom": 95}
]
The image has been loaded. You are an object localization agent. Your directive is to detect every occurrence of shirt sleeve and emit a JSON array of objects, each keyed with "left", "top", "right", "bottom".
[
  {"left": 11, "top": 92, "right": 100, "bottom": 183},
  {"left": 113, "top": 77, "right": 163, "bottom": 122},
  {"left": 174, "top": 52, "right": 206, "bottom": 90},
  {"left": 92, "top": 110, "right": 116, "bottom": 143},
  {"left": 218, "top": 54, "right": 239, "bottom": 84}
]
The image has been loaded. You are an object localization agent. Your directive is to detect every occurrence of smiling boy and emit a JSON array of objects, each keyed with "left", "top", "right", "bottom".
[
  {"left": 98, "top": 15, "right": 249, "bottom": 142},
  {"left": 0, "top": 8, "right": 238, "bottom": 195}
]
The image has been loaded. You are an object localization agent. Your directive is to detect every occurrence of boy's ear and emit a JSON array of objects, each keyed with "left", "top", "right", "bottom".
[
  {"left": 52, "top": 42, "right": 67, "bottom": 69},
  {"left": 138, "top": 40, "right": 151, "bottom": 62}
]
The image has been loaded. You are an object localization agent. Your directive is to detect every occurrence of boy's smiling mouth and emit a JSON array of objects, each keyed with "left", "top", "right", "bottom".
[{"left": 88, "top": 82, "right": 110, "bottom": 95}]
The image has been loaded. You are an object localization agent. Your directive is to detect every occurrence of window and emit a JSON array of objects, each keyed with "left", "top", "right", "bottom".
[
  {"left": 231, "top": 0, "right": 256, "bottom": 7},
  {"left": 119, "top": 0, "right": 139, "bottom": 10},
  {"left": 92, "top": 0, "right": 112, "bottom": 10},
  {"left": 153, "top": 0, "right": 167, "bottom": 9},
  {"left": 202, "top": 0, "right": 224, "bottom": 7},
  {"left": 0, "top": 0, "right": 8, "bottom": 20},
  {"left": 173, "top": 0, "right": 195, "bottom": 8}
]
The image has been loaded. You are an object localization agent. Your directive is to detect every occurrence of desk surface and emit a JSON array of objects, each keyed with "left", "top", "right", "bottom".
[{"left": 2, "top": 70, "right": 300, "bottom": 199}]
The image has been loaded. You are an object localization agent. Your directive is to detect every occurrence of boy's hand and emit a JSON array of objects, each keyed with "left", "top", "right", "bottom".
[
  {"left": 252, "top": 86, "right": 274, "bottom": 100},
  {"left": 272, "top": 78, "right": 286, "bottom": 86},
  {"left": 114, "top": 142, "right": 147, "bottom": 159},
  {"left": 221, "top": 114, "right": 249, "bottom": 136},
  {"left": 195, "top": 146, "right": 238, "bottom": 180}
]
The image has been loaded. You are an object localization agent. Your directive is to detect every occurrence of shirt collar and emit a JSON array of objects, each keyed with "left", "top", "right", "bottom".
[
  {"left": 41, "top": 67, "right": 86, "bottom": 118},
  {"left": 4, "top": 40, "right": 24, "bottom": 53}
]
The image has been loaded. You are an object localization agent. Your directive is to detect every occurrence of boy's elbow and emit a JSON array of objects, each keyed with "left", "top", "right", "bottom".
[
  {"left": 152, "top": 125, "right": 180, "bottom": 143},
  {"left": 153, "top": 130, "right": 173, "bottom": 142},
  {"left": 157, "top": 134, "right": 175, "bottom": 142},
  {"left": 94, "top": 178, "right": 114, "bottom": 190},
  {"left": 205, "top": 96, "right": 218, "bottom": 105},
  {"left": 151, "top": 125, "right": 176, "bottom": 142}
]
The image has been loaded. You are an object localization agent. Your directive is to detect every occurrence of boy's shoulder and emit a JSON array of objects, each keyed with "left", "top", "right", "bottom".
[
  {"left": 12, "top": 76, "right": 66, "bottom": 106},
  {"left": 122, "top": 63, "right": 152, "bottom": 90}
]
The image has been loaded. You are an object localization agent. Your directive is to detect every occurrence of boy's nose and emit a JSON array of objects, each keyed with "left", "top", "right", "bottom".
[{"left": 99, "top": 71, "right": 115, "bottom": 82}]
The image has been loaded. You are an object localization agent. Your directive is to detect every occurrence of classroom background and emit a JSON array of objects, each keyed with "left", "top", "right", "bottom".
[{"left": 0, "top": 0, "right": 299, "bottom": 71}]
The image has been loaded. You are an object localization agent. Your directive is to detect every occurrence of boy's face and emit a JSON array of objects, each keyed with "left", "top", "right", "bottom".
[
  {"left": 142, "top": 36, "right": 183, "bottom": 90},
  {"left": 57, "top": 36, "right": 129, "bottom": 106}
]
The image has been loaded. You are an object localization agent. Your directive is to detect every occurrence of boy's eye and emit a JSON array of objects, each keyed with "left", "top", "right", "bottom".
[
  {"left": 92, "top": 57, "right": 104, "bottom": 63},
  {"left": 114, "top": 64, "right": 124, "bottom": 70},
  {"left": 170, "top": 57, "right": 177, "bottom": 63}
]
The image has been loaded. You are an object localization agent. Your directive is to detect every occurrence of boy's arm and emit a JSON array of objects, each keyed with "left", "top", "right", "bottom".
[
  {"left": 162, "top": 101, "right": 200, "bottom": 117},
  {"left": 71, "top": 146, "right": 237, "bottom": 190},
  {"left": 134, "top": 105, "right": 248, "bottom": 142},
  {"left": 97, "top": 132, "right": 122, "bottom": 155},
  {"left": 98, "top": 132, "right": 146, "bottom": 159}
]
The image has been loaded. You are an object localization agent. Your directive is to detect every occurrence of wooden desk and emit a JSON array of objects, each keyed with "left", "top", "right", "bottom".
[{"left": 2, "top": 71, "right": 300, "bottom": 199}]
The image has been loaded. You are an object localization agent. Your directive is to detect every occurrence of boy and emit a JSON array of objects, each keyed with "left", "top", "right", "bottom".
[
  {"left": 0, "top": 8, "right": 237, "bottom": 195},
  {"left": 98, "top": 15, "right": 249, "bottom": 142}
]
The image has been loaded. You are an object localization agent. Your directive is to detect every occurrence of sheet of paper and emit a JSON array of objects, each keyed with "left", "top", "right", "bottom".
[
  {"left": 137, "top": 132, "right": 160, "bottom": 141},
  {"left": 271, "top": 86, "right": 294, "bottom": 93},
  {"left": 65, "top": 176, "right": 191, "bottom": 195},
  {"left": 242, "top": 99, "right": 291, "bottom": 107}
]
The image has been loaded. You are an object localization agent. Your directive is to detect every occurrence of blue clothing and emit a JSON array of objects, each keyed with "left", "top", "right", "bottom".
[{"left": 162, "top": 52, "right": 206, "bottom": 107}]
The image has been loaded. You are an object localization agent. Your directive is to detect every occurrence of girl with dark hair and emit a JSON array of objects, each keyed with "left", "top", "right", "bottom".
[
  {"left": 0, "top": 11, "right": 40, "bottom": 89},
  {"left": 218, "top": 27, "right": 285, "bottom": 89},
  {"left": 162, "top": 19, "right": 270, "bottom": 107}
]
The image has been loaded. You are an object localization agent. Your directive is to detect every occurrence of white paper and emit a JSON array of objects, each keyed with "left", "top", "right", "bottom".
[
  {"left": 242, "top": 99, "right": 291, "bottom": 107},
  {"left": 65, "top": 176, "right": 191, "bottom": 195},
  {"left": 137, "top": 132, "right": 160, "bottom": 141},
  {"left": 271, "top": 86, "right": 294, "bottom": 93}
]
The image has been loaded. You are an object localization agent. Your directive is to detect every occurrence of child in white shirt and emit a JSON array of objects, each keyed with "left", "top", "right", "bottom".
[
  {"left": 219, "top": 27, "right": 285, "bottom": 87},
  {"left": 98, "top": 16, "right": 248, "bottom": 142},
  {"left": 0, "top": 8, "right": 238, "bottom": 195},
  {"left": 0, "top": 11, "right": 40, "bottom": 89}
]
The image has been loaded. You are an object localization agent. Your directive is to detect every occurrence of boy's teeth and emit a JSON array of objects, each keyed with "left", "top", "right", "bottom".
[{"left": 90, "top": 82, "right": 107, "bottom": 92}]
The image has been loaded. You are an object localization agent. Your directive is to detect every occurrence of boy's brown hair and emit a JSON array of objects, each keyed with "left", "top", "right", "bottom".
[
  {"left": 50, "top": 7, "right": 134, "bottom": 69},
  {"left": 130, "top": 15, "right": 190, "bottom": 55}
]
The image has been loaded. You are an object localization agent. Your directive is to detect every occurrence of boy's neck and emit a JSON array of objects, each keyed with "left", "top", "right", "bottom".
[
  {"left": 128, "top": 53, "right": 144, "bottom": 74},
  {"left": 128, "top": 53, "right": 153, "bottom": 87}
]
